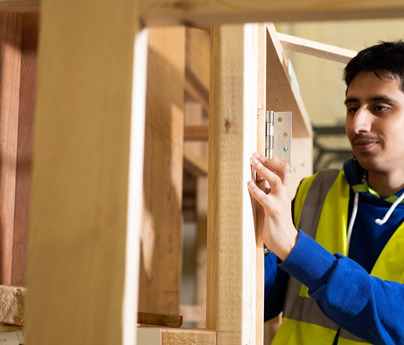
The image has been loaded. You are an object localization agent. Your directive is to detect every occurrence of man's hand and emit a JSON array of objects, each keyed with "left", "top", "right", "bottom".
[{"left": 248, "top": 153, "right": 298, "bottom": 261}]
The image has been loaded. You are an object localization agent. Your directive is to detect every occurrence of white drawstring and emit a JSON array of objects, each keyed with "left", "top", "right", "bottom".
[
  {"left": 347, "top": 190, "right": 404, "bottom": 255},
  {"left": 347, "top": 192, "right": 359, "bottom": 255},
  {"left": 375, "top": 191, "right": 404, "bottom": 226}
]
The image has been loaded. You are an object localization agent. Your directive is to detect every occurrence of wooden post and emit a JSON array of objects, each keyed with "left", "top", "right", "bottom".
[
  {"left": 0, "top": 13, "right": 22, "bottom": 286},
  {"left": 139, "top": 26, "right": 185, "bottom": 315},
  {"left": 12, "top": 13, "right": 38, "bottom": 285},
  {"left": 0, "top": 13, "right": 38, "bottom": 286},
  {"left": 183, "top": 101, "right": 209, "bottom": 327},
  {"left": 24, "top": 1, "right": 146, "bottom": 345},
  {"left": 207, "top": 24, "right": 261, "bottom": 345}
]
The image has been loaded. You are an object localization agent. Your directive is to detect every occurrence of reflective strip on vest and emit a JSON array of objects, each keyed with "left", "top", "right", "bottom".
[{"left": 272, "top": 170, "right": 378, "bottom": 345}]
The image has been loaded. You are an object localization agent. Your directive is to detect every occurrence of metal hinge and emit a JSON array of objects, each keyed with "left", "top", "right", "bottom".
[{"left": 265, "top": 111, "right": 292, "bottom": 169}]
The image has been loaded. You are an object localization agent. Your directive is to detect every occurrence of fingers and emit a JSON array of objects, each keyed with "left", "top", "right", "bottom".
[
  {"left": 255, "top": 153, "right": 290, "bottom": 184},
  {"left": 250, "top": 154, "right": 288, "bottom": 193},
  {"left": 247, "top": 180, "right": 272, "bottom": 208}
]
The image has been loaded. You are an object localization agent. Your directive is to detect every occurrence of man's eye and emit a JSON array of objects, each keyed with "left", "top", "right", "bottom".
[
  {"left": 347, "top": 107, "right": 357, "bottom": 113},
  {"left": 374, "top": 105, "right": 389, "bottom": 112}
]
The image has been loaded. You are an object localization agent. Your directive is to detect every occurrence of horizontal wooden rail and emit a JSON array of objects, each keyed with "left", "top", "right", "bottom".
[
  {"left": 278, "top": 32, "right": 357, "bottom": 64},
  {"left": 3, "top": 0, "right": 404, "bottom": 25},
  {"left": 139, "top": 1, "right": 404, "bottom": 27},
  {"left": 184, "top": 125, "right": 209, "bottom": 141}
]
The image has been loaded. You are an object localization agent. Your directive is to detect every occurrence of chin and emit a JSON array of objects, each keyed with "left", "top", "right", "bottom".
[{"left": 354, "top": 155, "right": 379, "bottom": 172}]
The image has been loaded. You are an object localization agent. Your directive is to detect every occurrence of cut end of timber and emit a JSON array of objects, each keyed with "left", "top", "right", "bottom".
[{"left": 0, "top": 285, "right": 26, "bottom": 326}]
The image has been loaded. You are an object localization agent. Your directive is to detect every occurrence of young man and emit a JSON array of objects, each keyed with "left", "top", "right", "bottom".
[{"left": 248, "top": 41, "right": 404, "bottom": 344}]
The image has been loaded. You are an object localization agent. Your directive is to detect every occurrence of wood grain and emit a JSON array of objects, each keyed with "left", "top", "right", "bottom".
[
  {"left": 140, "top": 0, "right": 404, "bottom": 27},
  {"left": 138, "top": 26, "right": 185, "bottom": 315},
  {"left": 0, "top": 13, "right": 22, "bottom": 285},
  {"left": 161, "top": 328, "right": 216, "bottom": 345},
  {"left": 2, "top": 0, "right": 404, "bottom": 22},
  {"left": 184, "top": 125, "right": 209, "bottom": 141},
  {"left": 207, "top": 24, "right": 259, "bottom": 345},
  {"left": 24, "top": 1, "right": 145, "bottom": 344},
  {"left": 137, "top": 327, "right": 216, "bottom": 345},
  {"left": 254, "top": 23, "right": 266, "bottom": 345},
  {"left": 12, "top": 13, "right": 38, "bottom": 286},
  {"left": 0, "top": 285, "right": 25, "bottom": 326},
  {"left": 137, "top": 311, "right": 183, "bottom": 328},
  {"left": 278, "top": 32, "right": 356, "bottom": 64}
]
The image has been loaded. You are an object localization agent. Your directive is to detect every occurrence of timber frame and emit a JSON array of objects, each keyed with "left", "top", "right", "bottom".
[{"left": 0, "top": 1, "right": 403, "bottom": 345}]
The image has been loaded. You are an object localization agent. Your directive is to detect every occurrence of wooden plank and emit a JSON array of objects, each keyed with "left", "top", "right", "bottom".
[
  {"left": 3, "top": 0, "right": 404, "bottom": 21},
  {"left": 12, "top": 13, "right": 38, "bottom": 286},
  {"left": 24, "top": 1, "right": 145, "bottom": 345},
  {"left": 183, "top": 100, "right": 209, "bottom": 327},
  {"left": 0, "top": 324, "right": 23, "bottom": 332},
  {"left": 278, "top": 32, "right": 357, "bottom": 64},
  {"left": 207, "top": 24, "right": 258, "bottom": 345},
  {"left": 195, "top": 176, "right": 208, "bottom": 329},
  {"left": 138, "top": 27, "right": 185, "bottom": 315},
  {"left": 266, "top": 23, "right": 312, "bottom": 138},
  {"left": 140, "top": 0, "right": 404, "bottom": 27},
  {"left": 137, "top": 327, "right": 216, "bottom": 345},
  {"left": 137, "top": 312, "right": 183, "bottom": 328},
  {"left": 161, "top": 328, "right": 216, "bottom": 345},
  {"left": 0, "top": 13, "right": 22, "bottom": 285},
  {"left": 184, "top": 125, "right": 209, "bottom": 141},
  {"left": 253, "top": 22, "right": 266, "bottom": 345},
  {"left": 0, "top": 12, "right": 38, "bottom": 287}
]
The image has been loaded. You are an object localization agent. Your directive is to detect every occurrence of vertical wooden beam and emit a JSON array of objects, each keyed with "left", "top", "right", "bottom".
[
  {"left": 0, "top": 13, "right": 22, "bottom": 285},
  {"left": 195, "top": 176, "right": 208, "bottom": 328},
  {"left": 25, "top": 1, "right": 146, "bottom": 345},
  {"left": 207, "top": 24, "right": 260, "bottom": 345},
  {"left": 184, "top": 100, "right": 209, "bottom": 328},
  {"left": 254, "top": 23, "right": 267, "bottom": 345},
  {"left": 12, "top": 13, "right": 38, "bottom": 285},
  {"left": 138, "top": 27, "right": 185, "bottom": 315},
  {"left": 0, "top": 12, "right": 38, "bottom": 287}
]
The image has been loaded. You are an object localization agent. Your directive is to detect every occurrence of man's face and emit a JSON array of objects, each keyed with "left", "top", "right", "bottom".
[{"left": 345, "top": 71, "right": 404, "bottom": 176}]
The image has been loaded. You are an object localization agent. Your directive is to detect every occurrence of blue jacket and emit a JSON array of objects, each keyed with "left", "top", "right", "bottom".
[{"left": 265, "top": 158, "right": 404, "bottom": 344}]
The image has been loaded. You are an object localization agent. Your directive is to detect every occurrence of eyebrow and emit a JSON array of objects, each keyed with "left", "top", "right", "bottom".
[{"left": 344, "top": 95, "right": 398, "bottom": 105}]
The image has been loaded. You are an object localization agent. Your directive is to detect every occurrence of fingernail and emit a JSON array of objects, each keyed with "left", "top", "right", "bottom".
[
  {"left": 253, "top": 153, "right": 261, "bottom": 159},
  {"left": 248, "top": 181, "right": 255, "bottom": 189}
]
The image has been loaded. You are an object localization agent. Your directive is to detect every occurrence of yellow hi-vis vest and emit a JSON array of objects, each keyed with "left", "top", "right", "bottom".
[{"left": 271, "top": 169, "right": 404, "bottom": 345}]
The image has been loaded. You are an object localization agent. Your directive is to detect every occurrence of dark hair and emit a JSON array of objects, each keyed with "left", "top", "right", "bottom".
[{"left": 344, "top": 40, "right": 404, "bottom": 92}]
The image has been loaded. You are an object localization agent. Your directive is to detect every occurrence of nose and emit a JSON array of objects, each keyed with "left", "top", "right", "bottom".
[{"left": 347, "top": 107, "right": 372, "bottom": 134}]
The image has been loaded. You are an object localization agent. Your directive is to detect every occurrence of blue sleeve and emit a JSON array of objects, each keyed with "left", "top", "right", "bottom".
[
  {"left": 264, "top": 252, "right": 289, "bottom": 321},
  {"left": 280, "top": 230, "right": 404, "bottom": 345}
]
